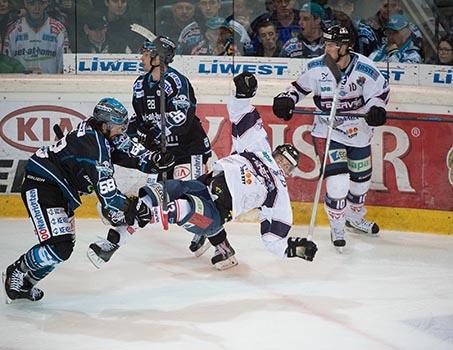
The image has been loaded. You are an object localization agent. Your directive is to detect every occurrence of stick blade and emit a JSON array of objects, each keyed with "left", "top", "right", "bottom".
[
  {"left": 130, "top": 23, "right": 156, "bottom": 41},
  {"left": 324, "top": 54, "right": 342, "bottom": 85}
]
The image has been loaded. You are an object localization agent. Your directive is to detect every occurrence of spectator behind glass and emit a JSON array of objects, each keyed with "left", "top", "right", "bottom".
[
  {"left": 48, "top": 0, "right": 75, "bottom": 51},
  {"left": 225, "top": 0, "right": 254, "bottom": 36},
  {"left": 2, "top": 0, "right": 69, "bottom": 73},
  {"left": 251, "top": 18, "right": 281, "bottom": 57},
  {"left": 177, "top": 0, "right": 250, "bottom": 55},
  {"left": 280, "top": 2, "right": 325, "bottom": 58},
  {"left": 77, "top": 14, "right": 109, "bottom": 53},
  {"left": 250, "top": 0, "right": 300, "bottom": 54},
  {"left": 1, "top": 0, "right": 19, "bottom": 51},
  {"left": 369, "top": 14, "right": 421, "bottom": 63},
  {"left": 103, "top": 0, "right": 142, "bottom": 53},
  {"left": 435, "top": 34, "right": 453, "bottom": 66},
  {"left": 191, "top": 16, "right": 238, "bottom": 56},
  {"left": 158, "top": 0, "right": 195, "bottom": 43},
  {"left": 357, "top": 0, "right": 422, "bottom": 57}
]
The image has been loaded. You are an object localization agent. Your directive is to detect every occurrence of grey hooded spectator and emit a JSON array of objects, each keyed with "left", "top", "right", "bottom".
[{"left": 369, "top": 14, "right": 422, "bottom": 63}]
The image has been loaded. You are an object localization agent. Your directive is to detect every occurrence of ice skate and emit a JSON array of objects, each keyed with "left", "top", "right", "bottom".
[
  {"left": 189, "top": 234, "right": 211, "bottom": 257},
  {"left": 18, "top": 279, "right": 44, "bottom": 302},
  {"left": 87, "top": 238, "right": 119, "bottom": 269},
  {"left": 346, "top": 218, "right": 379, "bottom": 236},
  {"left": 211, "top": 239, "right": 238, "bottom": 270},
  {"left": 330, "top": 228, "right": 346, "bottom": 253},
  {"left": 3, "top": 262, "right": 25, "bottom": 304}
]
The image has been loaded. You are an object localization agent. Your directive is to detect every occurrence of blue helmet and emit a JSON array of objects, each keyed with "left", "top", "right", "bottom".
[{"left": 93, "top": 98, "right": 129, "bottom": 132}]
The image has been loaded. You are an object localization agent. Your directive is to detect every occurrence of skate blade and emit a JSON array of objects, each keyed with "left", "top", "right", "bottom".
[
  {"left": 345, "top": 226, "right": 380, "bottom": 237},
  {"left": 214, "top": 256, "right": 238, "bottom": 271},
  {"left": 193, "top": 241, "right": 212, "bottom": 258},
  {"left": 1, "top": 272, "right": 12, "bottom": 304},
  {"left": 335, "top": 246, "right": 344, "bottom": 254},
  {"left": 86, "top": 248, "right": 104, "bottom": 269}
]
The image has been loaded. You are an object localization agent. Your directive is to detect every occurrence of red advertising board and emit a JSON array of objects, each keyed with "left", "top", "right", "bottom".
[{"left": 197, "top": 104, "right": 453, "bottom": 212}]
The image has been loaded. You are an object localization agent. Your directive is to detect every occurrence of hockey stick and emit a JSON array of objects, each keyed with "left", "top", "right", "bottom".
[
  {"left": 307, "top": 54, "right": 342, "bottom": 242},
  {"left": 156, "top": 40, "right": 169, "bottom": 231},
  {"left": 53, "top": 124, "right": 64, "bottom": 139},
  {"left": 130, "top": 23, "right": 156, "bottom": 42},
  {"left": 130, "top": 23, "right": 169, "bottom": 230},
  {"left": 293, "top": 109, "right": 453, "bottom": 123}
]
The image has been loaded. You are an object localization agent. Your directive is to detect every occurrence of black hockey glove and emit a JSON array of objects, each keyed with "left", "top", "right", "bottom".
[
  {"left": 125, "top": 196, "right": 153, "bottom": 228},
  {"left": 148, "top": 151, "right": 175, "bottom": 173},
  {"left": 365, "top": 106, "right": 387, "bottom": 127},
  {"left": 286, "top": 237, "right": 318, "bottom": 262},
  {"left": 233, "top": 72, "right": 258, "bottom": 98},
  {"left": 137, "top": 123, "right": 160, "bottom": 151},
  {"left": 273, "top": 92, "right": 295, "bottom": 121}
]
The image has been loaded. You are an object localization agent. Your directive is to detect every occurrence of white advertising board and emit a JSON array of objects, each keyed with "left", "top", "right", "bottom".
[{"left": 63, "top": 54, "right": 453, "bottom": 88}]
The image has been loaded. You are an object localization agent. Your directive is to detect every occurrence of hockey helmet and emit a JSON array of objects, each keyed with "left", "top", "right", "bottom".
[
  {"left": 93, "top": 98, "right": 129, "bottom": 133},
  {"left": 273, "top": 144, "right": 300, "bottom": 173},
  {"left": 323, "top": 25, "right": 351, "bottom": 46},
  {"left": 143, "top": 36, "right": 176, "bottom": 65}
]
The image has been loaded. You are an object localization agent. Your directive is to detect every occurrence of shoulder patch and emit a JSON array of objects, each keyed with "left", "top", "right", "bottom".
[
  {"left": 356, "top": 62, "right": 380, "bottom": 81},
  {"left": 307, "top": 58, "right": 326, "bottom": 70}
]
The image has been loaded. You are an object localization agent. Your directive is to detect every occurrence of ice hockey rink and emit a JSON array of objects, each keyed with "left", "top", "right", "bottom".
[{"left": 0, "top": 218, "right": 452, "bottom": 350}]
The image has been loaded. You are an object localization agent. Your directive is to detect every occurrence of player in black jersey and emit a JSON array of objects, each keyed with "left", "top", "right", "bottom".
[
  {"left": 129, "top": 35, "right": 212, "bottom": 256},
  {"left": 2, "top": 98, "right": 173, "bottom": 303}
]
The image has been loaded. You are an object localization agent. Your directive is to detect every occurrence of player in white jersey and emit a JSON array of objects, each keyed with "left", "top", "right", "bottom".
[
  {"left": 273, "top": 25, "right": 389, "bottom": 249},
  {"left": 87, "top": 72, "right": 318, "bottom": 270},
  {"left": 2, "top": 0, "right": 69, "bottom": 74}
]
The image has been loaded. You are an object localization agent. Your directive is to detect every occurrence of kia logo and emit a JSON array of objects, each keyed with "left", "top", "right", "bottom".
[{"left": 0, "top": 105, "right": 86, "bottom": 152}]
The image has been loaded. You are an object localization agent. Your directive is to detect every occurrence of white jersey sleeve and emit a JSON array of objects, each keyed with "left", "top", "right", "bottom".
[{"left": 227, "top": 95, "right": 272, "bottom": 154}]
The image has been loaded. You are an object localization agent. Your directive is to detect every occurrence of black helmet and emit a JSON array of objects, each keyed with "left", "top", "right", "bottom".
[
  {"left": 93, "top": 98, "right": 129, "bottom": 132},
  {"left": 273, "top": 144, "right": 300, "bottom": 170},
  {"left": 323, "top": 25, "right": 351, "bottom": 46},
  {"left": 143, "top": 35, "right": 176, "bottom": 65}
]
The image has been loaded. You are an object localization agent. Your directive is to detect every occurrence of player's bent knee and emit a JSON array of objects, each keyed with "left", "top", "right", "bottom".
[
  {"left": 177, "top": 194, "right": 222, "bottom": 236},
  {"left": 50, "top": 239, "right": 75, "bottom": 261}
]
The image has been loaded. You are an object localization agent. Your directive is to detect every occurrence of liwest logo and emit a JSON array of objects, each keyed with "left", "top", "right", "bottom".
[
  {"left": 0, "top": 105, "right": 86, "bottom": 152},
  {"left": 78, "top": 57, "right": 143, "bottom": 73},
  {"left": 433, "top": 69, "right": 452, "bottom": 84},
  {"left": 199, "top": 59, "right": 288, "bottom": 76}
]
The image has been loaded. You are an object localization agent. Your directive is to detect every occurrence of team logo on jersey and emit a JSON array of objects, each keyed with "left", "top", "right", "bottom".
[
  {"left": 172, "top": 95, "right": 190, "bottom": 110},
  {"left": 356, "top": 76, "right": 366, "bottom": 86},
  {"left": 240, "top": 165, "right": 254, "bottom": 185},
  {"left": 95, "top": 160, "right": 114, "bottom": 177},
  {"left": 328, "top": 149, "right": 347, "bottom": 163},
  {"left": 346, "top": 127, "right": 358, "bottom": 138},
  {"left": 348, "top": 157, "right": 371, "bottom": 173}
]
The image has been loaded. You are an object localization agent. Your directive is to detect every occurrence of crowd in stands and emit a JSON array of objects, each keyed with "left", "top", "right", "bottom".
[{"left": 0, "top": 0, "right": 452, "bottom": 73}]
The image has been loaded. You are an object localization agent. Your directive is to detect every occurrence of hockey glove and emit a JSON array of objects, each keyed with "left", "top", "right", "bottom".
[
  {"left": 286, "top": 237, "right": 318, "bottom": 262},
  {"left": 148, "top": 151, "right": 175, "bottom": 173},
  {"left": 273, "top": 92, "right": 295, "bottom": 121},
  {"left": 137, "top": 123, "right": 160, "bottom": 151},
  {"left": 233, "top": 72, "right": 258, "bottom": 98},
  {"left": 365, "top": 106, "right": 387, "bottom": 127},
  {"left": 125, "top": 196, "right": 154, "bottom": 228}
]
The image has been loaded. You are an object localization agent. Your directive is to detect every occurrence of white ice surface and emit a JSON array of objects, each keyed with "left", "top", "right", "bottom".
[{"left": 1, "top": 218, "right": 453, "bottom": 350}]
